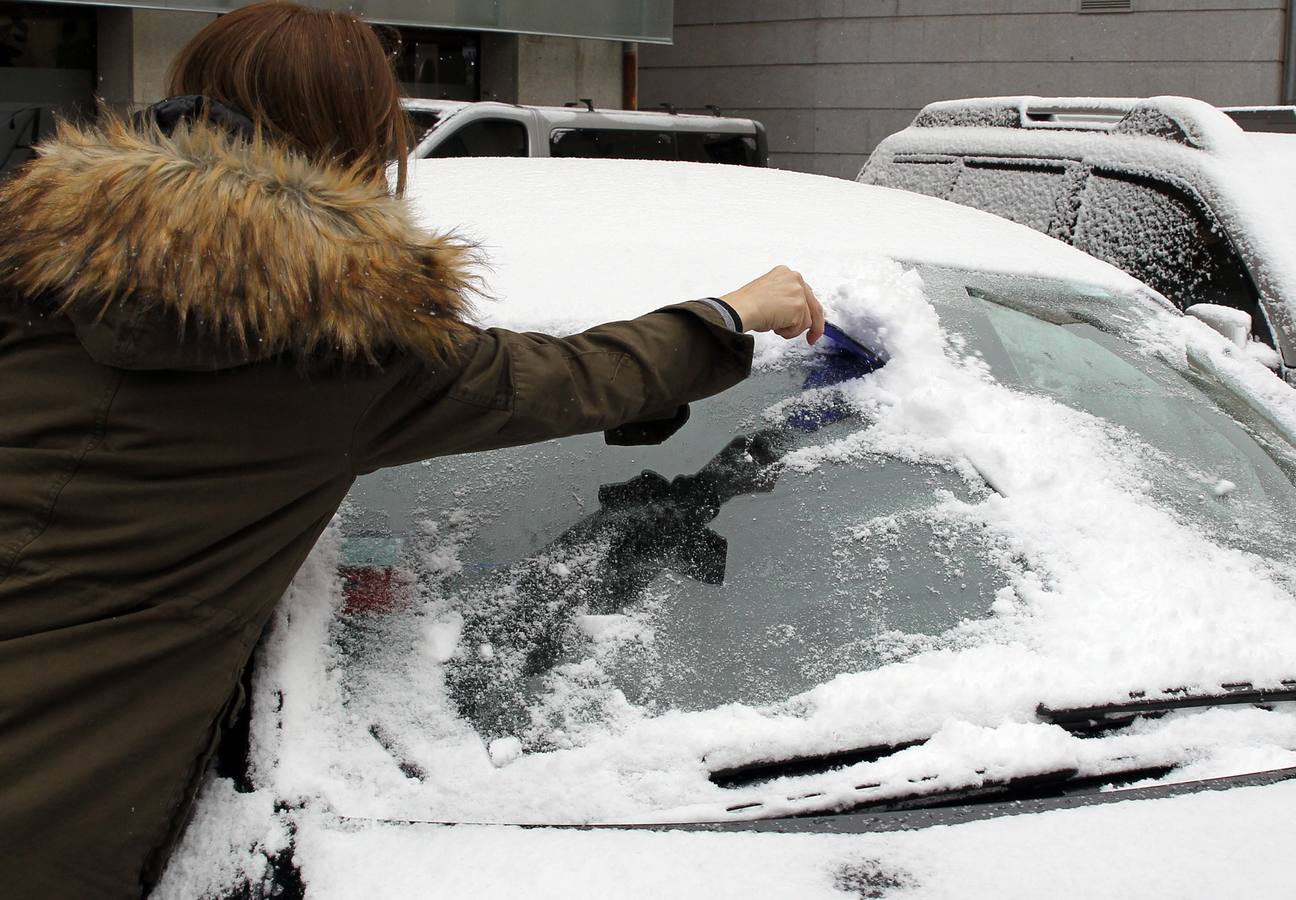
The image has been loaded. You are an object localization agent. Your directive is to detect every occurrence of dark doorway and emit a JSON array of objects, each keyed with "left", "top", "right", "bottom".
[
  {"left": 1, "top": 1, "right": 96, "bottom": 174},
  {"left": 381, "top": 25, "right": 480, "bottom": 102}
]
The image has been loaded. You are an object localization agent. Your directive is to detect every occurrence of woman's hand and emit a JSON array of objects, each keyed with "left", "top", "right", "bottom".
[{"left": 720, "top": 266, "right": 825, "bottom": 345}]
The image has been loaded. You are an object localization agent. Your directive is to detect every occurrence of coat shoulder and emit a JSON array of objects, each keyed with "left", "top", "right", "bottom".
[{"left": 0, "top": 118, "right": 481, "bottom": 364}]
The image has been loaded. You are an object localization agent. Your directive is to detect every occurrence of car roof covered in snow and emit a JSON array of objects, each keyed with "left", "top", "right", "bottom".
[{"left": 402, "top": 156, "right": 1154, "bottom": 336}]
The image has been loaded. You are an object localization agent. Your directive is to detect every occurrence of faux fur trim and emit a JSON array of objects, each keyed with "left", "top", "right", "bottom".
[{"left": 0, "top": 117, "right": 478, "bottom": 362}]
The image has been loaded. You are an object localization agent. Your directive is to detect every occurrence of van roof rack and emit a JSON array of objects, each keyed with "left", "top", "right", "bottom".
[{"left": 562, "top": 98, "right": 595, "bottom": 112}]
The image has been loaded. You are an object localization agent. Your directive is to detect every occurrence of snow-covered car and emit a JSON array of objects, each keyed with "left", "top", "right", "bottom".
[
  {"left": 156, "top": 159, "right": 1296, "bottom": 899},
  {"left": 857, "top": 96, "right": 1296, "bottom": 385}
]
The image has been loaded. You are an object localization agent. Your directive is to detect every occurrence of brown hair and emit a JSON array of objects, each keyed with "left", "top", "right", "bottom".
[{"left": 166, "top": 1, "right": 413, "bottom": 193}]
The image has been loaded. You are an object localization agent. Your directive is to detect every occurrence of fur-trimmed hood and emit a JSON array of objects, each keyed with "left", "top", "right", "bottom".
[{"left": 0, "top": 116, "right": 477, "bottom": 369}]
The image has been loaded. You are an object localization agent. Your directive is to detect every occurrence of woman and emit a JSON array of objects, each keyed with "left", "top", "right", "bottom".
[{"left": 0, "top": 3, "right": 822, "bottom": 896}]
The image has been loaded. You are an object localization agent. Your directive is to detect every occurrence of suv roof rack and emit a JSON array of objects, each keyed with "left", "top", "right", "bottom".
[{"left": 912, "top": 96, "right": 1246, "bottom": 153}]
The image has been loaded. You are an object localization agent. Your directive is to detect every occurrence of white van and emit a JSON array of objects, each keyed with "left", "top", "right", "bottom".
[{"left": 402, "top": 99, "right": 767, "bottom": 166}]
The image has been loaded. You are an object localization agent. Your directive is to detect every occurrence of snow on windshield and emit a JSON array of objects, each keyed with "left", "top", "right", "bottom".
[
  {"left": 255, "top": 265, "right": 1295, "bottom": 816},
  {"left": 160, "top": 159, "right": 1296, "bottom": 894}
]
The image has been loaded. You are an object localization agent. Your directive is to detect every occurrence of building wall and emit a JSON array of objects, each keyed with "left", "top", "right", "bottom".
[
  {"left": 97, "top": 8, "right": 215, "bottom": 109},
  {"left": 485, "top": 34, "right": 624, "bottom": 108},
  {"left": 640, "top": 1, "right": 1288, "bottom": 179},
  {"left": 91, "top": 12, "right": 622, "bottom": 112}
]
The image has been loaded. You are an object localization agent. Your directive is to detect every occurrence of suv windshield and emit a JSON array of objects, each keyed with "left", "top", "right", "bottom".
[{"left": 298, "top": 267, "right": 1296, "bottom": 824}]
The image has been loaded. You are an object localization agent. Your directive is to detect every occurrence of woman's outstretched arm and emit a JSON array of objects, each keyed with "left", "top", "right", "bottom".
[{"left": 351, "top": 267, "right": 822, "bottom": 473}]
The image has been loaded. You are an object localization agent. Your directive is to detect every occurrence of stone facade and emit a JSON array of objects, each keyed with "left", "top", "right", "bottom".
[{"left": 641, "top": 1, "right": 1288, "bottom": 178}]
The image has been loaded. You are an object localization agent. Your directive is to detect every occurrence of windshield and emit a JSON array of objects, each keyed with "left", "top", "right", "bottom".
[{"left": 263, "top": 265, "right": 1296, "bottom": 826}]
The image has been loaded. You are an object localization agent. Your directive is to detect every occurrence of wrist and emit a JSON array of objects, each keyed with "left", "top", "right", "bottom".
[
  {"left": 702, "top": 296, "right": 745, "bottom": 333},
  {"left": 720, "top": 292, "right": 762, "bottom": 333}
]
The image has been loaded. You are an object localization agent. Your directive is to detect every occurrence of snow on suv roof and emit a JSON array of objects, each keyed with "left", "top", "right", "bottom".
[{"left": 863, "top": 95, "right": 1296, "bottom": 370}]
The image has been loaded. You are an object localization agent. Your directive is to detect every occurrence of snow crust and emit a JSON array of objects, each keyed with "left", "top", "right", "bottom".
[{"left": 162, "top": 158, "right": 1296, "bottom": 895}]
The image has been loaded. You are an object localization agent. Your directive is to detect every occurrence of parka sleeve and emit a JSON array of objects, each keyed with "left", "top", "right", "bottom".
[{"left": 350, "top": 300, "right": 754, "bottom": 474}]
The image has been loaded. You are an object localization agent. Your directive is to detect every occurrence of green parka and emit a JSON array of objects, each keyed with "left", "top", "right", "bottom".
[{"left": 0, "top": 119, "right": 752, "bottom": 897}]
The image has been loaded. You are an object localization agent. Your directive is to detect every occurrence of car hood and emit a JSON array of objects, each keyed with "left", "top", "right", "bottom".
[{"left": 254, "top": 773, "right": 1296, "bottom": 899}]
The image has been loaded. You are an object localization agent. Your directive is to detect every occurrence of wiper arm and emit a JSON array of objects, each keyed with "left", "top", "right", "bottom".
[{"left": 1039, "top": 680, "right": 1296, "bottom": 735}]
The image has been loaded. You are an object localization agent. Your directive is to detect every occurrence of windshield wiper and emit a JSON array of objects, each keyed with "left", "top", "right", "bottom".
[
  {"left": 1038, "top": 679, "right": 1296, "bottom": 735},
  {"left": 710, "top": 738, "right": 927, "bottom": 790},
  {"left": 716, "top": 761, "right": 1180, "bottom": 821},
  {"left": 708, "top": 679, "right": 1296, "bottom": 789}
]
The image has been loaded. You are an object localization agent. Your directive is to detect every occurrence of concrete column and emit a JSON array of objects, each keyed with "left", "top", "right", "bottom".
[
  {"left": 514, "top": 35, "right": 622, "bottom": 109},
  {"left": 97, "top": 8, "right": 216, "bottom": 111},
  {"left": 481, "top": 32, "right": 520, "bottom": 103}
]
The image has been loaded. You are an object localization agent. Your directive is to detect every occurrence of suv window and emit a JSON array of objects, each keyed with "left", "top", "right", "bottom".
[
  {"left": 427, "top": 118, "right": 528, "bottom": 158},
  {"left": 1072, "top": 171, "right": 1272, "bottom": 344},
  {"left": 948, "top": 160, "right": 1072, "bottom": 237},
  {"left": 550, "top": 127, "right": 676, "bottom": 160},
  {"left": 861, "top": 157, "right": 959, "bottom": 200}
]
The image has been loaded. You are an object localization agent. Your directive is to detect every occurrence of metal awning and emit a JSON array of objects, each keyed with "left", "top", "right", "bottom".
[{"left": 28, "top": 0, "right": 674, "bottom": 44}]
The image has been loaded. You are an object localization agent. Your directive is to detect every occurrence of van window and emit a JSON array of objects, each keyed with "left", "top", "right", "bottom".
[
  {"left": 674, "top": 132, "right": 761, "bottom": 166},
  {"left": 427, "top": 118, "right": 528, "bottom": 158},
  {"left": 407, "top": 110, "right": 442, "bottom": 144},
  {"left": 550, "top": 128, "right": 675, "bottom": 161},
  {"left": 1072, "top": 171, "right": 1272, "bottom": 344}
]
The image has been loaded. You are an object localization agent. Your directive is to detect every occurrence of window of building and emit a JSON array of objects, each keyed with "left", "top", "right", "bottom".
[
  {"left": 387, "top": 26, "right": 479, "bottom": 102},
  {"left": 0, "top": 2, "right": 96, "bottom": 174}
]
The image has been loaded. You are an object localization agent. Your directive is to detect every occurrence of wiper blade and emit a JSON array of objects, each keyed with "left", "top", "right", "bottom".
[
  {"left": 721, "top": 762, "right": 1178, "bottom": 820},
  {"left": 1039, "top": 680, "right": 1296, "bottom": 735},
  {"left": 709, "top": 679, "right": 1296, "bottom": 789},
  {"left": 834, "top": 764, "right": 1176, "bottom": 816},
  {"left": 709, "top": 738, "right": 926, "bottom": 789}
]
